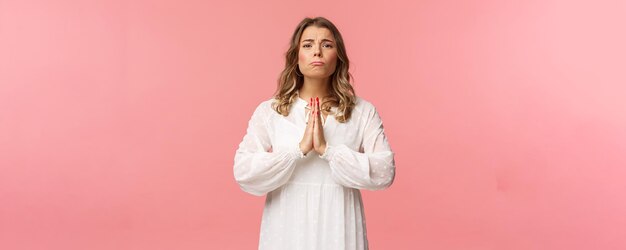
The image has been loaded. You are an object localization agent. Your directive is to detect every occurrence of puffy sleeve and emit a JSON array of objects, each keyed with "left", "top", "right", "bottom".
[
  {"left": 319, "top": 106, "right": 396, "bottom": 190},
  {"left": 233, "top": 101, "right": 305, "bottom": 196}
]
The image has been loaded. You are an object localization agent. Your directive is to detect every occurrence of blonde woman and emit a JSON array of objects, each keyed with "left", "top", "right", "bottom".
[{"left": 234, "top": 16, "right": 396, "bottom": 250}]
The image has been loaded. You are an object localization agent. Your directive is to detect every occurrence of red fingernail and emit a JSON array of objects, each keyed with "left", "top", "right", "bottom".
[{"left": 316, "top": 97, "right": 319, "bottom": 102}]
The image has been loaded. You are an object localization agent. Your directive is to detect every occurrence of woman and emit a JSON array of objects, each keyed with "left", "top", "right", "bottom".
[{"left": 233, "top": 16, "right": 396, "bottom": 250}]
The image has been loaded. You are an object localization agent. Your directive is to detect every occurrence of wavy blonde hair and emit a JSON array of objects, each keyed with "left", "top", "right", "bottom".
[{"left": 271, "top": 17, "right": 356, "bottom": 123}]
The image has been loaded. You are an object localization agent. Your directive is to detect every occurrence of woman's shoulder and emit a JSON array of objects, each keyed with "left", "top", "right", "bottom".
[
  {"left": 252, "top": 95, "right": 378, "bottom": 116},
  {"left": 259, "top": 97, "right": 276, "bottom": 108},
  {"left": 353, "top": 95, "right": 378, "bottom": 114},
  {"left": 248, "top": 97, "right": 277, "bottom": 116}
]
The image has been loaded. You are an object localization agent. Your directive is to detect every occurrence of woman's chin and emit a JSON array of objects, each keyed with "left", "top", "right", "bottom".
[{"left": 303, "top": 73, "right": 332, "bottom": 80}]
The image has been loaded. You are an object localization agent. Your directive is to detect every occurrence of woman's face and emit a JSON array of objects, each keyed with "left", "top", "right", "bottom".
[{"left": 297, "top": 26, "right": 338, "bottom": 80}]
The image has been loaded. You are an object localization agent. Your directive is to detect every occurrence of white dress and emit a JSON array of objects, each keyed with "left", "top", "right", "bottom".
[{"left": 233, "top": 95, "right": 396, "bottom": 250}]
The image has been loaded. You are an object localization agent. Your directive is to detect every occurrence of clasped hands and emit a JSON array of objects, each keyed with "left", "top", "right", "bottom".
[{"left": 299, "top": 97, "right": 327, "bottom": 156}]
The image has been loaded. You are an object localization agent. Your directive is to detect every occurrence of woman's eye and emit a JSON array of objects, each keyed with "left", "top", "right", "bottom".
[
  {"left": 323, "top": 44, "right": 333, "bottom": 48},
  {"left": 302, "top": 44, "right": 311, "bottom": 48}
]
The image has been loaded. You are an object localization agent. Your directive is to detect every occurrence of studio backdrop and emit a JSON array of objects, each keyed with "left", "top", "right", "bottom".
[{"left": 1, "top": 0, "right": 625, "bottom": 249}]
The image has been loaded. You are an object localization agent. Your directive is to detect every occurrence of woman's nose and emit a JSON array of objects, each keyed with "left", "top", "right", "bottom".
[{"left": 314, "top": 46, "right": 322, "bottom": 57}]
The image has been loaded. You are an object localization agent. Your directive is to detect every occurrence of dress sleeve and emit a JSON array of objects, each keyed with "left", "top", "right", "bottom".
[
  {"left": 319, "top": 106, "right": 396, "bottom": 190},
  {"left": 233, "top": 101, "right": 305, "bottom": 196}
]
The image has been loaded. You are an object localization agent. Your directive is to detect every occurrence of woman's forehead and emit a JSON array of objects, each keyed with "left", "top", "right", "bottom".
[{"left": 300, "top": 26, "right": 334, "bottom": 42}]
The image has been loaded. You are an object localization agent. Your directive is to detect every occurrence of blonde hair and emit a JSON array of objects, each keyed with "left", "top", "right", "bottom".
[{"left": 271, "top": 17, "right": 356, "bottom": 123}]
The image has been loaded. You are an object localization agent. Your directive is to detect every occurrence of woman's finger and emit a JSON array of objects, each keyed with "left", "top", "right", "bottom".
[
  {"left": 314, "top": 97, "right": 322, "bottom": 131},
  {"left": 315, "top": 97, "right": 320, "bottom": 119},
  {"left": 316, "top": 97, "right": 323, "bottom": 126},
  {"left": 312, "top": 96, "right": 326, "bottom": 152},
  {"left": 308, "top": 98, "right": 315, "bottom": 128},
  {"left": 312, "top": 102, "right": 318, "bottom": 144}
]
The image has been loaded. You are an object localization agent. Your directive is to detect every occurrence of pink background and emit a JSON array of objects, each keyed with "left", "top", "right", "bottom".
[{"left": 1, "top": 0, "right": 625, "bottom": 249}]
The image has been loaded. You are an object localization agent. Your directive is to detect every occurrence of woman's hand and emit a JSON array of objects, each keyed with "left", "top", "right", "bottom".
[
  {"left": 299, "top": 97, "right": 327, "bottom": 155},
  {"left": 313, "top": 97, "right": 327, "bottom": 155},
  {"left": 299, "top": 98, "right": 315, "bottom": 155}
]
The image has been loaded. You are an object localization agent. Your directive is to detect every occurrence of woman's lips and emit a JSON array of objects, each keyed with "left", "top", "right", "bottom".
[{"left": 311, "top": 61, "right": 325, "bottom": 66}]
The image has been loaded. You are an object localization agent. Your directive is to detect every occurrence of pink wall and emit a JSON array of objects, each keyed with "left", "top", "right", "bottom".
[{"left": 1, "top": 0, "right": 625, "bottom": 249}]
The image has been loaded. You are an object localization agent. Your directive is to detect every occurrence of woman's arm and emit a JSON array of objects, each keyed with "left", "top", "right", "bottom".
[
  {"left": 320, "top": 106, "right": 396, "bottom": 190},
  {"left": 233, "top": 101, "right": 305, "bottom": 196}
]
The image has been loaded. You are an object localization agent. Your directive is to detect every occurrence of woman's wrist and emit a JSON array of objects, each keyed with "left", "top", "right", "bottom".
[
  {"left": 319, "top": 145, "right": 327, "bottom": 155},
  {"left": 319, "top": 144, "right": 334, "bottom": 160},
  {"left": 299, "top": 142, "right": 309, "bottom": 156},
  {"left": 293, "top": 142, "right": 306, "bottom": 159}
]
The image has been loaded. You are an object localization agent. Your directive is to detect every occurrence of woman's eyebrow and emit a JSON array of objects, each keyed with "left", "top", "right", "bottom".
[{"left": 301, "top": 38, "right": 335, "bottom": 43}]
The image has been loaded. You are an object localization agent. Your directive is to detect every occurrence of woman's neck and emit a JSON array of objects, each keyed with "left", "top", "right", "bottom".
[{"left": 299, "top": 77, "right": 330, "bottom": 101}]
